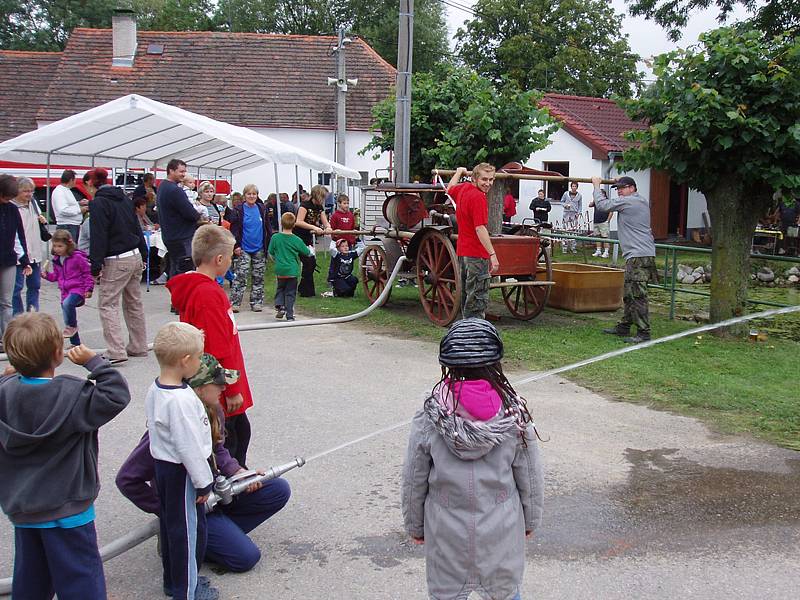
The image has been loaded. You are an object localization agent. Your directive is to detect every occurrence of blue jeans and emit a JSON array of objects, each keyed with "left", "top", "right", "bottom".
[
  {"left": 62, "top": 293, "right": 84, "bottom": 346},
  {"left": 13, "top": 262, "right": 41, "bottom": 315}
]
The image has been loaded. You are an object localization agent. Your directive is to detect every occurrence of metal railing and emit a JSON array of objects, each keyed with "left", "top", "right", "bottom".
[{"left": 542, "top": 231, "right": 800, "bottom": 319}]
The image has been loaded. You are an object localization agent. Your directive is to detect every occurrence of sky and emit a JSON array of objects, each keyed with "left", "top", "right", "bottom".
[{"left": 444, "top": 0, "right": 754, "bottom": 75}]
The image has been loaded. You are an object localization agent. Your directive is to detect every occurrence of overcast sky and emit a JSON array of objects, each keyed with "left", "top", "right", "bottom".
[{"left": 444, "top": 0, "right": 753, "bottom": 68}]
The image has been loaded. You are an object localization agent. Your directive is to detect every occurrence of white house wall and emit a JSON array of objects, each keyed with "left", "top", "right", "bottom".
[
  {"left": 233, "top": 127, "right": 388, "bottom": 214},
  {"left": 519, "top": 128, "right": 707, "bottom": 234}
]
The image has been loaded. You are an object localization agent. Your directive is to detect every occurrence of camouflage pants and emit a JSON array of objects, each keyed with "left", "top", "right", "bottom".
[
  {"left": 230, "top": 249, "right": 265, "bottom": 307},
  {"left": 459, "top": 256, "right": 491, "bottom": 319},
  {"left": 620, "top": 256, "right": 657, "bottom": 334}
]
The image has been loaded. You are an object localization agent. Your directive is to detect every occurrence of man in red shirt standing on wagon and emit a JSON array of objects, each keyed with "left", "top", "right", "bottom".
[{"left": 447, "top": 164, "right": 499, "bottom": 319}]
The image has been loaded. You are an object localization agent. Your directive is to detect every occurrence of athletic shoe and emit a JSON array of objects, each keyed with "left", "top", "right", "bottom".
[
  {"left": 232, "top": 305, "right": 240, "bottom": 313},
  {"left": 275, "top": 308, "right": 286, "bottom": 319},
  {"left": 286, "top": 317, "right": 296, "bottom": 321},
  {"left": 601, "top": 250, "right": 609, "bottom": 258},
  {"left": 592, "top": 249, "right": 602, "bottom": 257},
  {"left": 62, "top": 326, "right": 78, "bottom": 338},
  {"left": 251, "top": 304, "right": 263, "bottom": 312},
  {"left": 321, "top": 291, "right": 334, "bottom": 298},
  {"left": 150, "top": 273, "right": 168, "bottom": 285},
  {"left": 127, "top": 351, "right": 149, "bottom": 358}
]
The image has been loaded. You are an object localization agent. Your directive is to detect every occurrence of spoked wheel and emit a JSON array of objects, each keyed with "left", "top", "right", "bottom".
[
  {"left": 416, "top": 231, "right": 462, "bottom": 326},
  {"left": 361, "top": 245, "right": 392, "bottom": 306},
  {"left": 501, "top": 241, "right": 553, "bottom": 320}
]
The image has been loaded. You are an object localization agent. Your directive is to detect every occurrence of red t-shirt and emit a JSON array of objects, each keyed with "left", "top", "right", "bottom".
[
  {"left": 450, "top": 182, "right": 489, "bottom": 258},
  {"left": 503, "top": 193, "right": 517, "bottom": 218},
  {"left": 329, "top": 209, "right": 356, "bottom": 246}
]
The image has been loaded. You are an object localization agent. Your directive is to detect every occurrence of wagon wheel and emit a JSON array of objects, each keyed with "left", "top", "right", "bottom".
[
  {"left": 416, "top": 231, "right": 462, "bottom": 326},
  {"left": 361, "top": 245, "right": 392, "bottom": 306},
  {"left": 501, "top": 242, "right": 553, "bottom": 320}
]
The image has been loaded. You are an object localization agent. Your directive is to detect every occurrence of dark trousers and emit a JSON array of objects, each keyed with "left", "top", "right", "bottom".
[
  {"left": 164, "top": 238, "right": 194, "bottom": 279},
  {"left": 13, "top": 522, "right": 106, "bottom": 600},
  {"left": 206, "top": 477, "right": 291, "bottom": 571},
  {"left": 333, "top": 275, "right": 358, "bottom": 297},
  {"left": 275, "top": 277, "right": 298, "bottom": 319},
  {"left": 224, "top": 412, "right": 252, "bottom": 468},
  {"left": 56, "top": 224, "right": 81, "bottom": 245},
  {"left": 298, "top": 254, "right": 317, "bottom": 297},
  {"left": 154, "top": 459, "right": 207, "bottom": 600}
]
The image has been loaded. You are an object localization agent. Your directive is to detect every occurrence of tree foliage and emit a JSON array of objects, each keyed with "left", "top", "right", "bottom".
[
  {"left": 621, "top": 27, "right": 800, "bottom": 323},
  {"left": 625, "top": 0, "right": 799, "bottom": 40},
  {"left": 1, "top": 0, "right": 449, "bottom": 71},
  {"left": 363, "top": 66, "right": 559, "bottom": 182},
  {"left": 455, "top": 0, "right": 642, "bottom": 97}
]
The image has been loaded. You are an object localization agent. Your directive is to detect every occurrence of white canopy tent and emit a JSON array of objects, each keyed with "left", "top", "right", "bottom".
[{"left": 0, "top": 94, "right": 361, "bottom": 180}]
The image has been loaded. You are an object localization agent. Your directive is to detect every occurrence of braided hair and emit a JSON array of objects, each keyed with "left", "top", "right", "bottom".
[{"left": 432, "top": 362, "right": 541, "bottom": 446}]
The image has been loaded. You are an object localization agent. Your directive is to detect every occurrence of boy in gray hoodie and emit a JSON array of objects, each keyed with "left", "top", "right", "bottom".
[
  {"left": 0, "top": 312, "right": 130, "bottom": 599},
  {"left": 402, "top": 318, "right": 544, "bottom": 600}
]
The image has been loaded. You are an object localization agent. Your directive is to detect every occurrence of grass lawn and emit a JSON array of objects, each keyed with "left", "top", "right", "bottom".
[{"left": 252, "top": 250, "right": 799, "bottom": 450}]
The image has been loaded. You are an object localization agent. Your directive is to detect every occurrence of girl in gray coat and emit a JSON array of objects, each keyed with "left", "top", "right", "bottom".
[{"left": 402, "top": 318, "right": 544, "bottom": 600}]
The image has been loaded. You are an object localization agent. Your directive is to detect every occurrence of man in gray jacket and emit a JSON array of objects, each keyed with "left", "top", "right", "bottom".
[{"left": 592, "top": 176, "right": 657, "bottom": 343}]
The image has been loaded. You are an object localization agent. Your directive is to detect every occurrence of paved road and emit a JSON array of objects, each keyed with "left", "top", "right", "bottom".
[{"left": 1, "top": 283, "right": 798, "bottom": 599}]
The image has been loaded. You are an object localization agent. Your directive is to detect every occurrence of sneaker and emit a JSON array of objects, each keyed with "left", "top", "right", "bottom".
[
  {"left": 232, "top": 305, "right": 240, "bottom": 313},
  {"left": 321, "top": 291, "right": 334, "bottom": 298},
  {"left": 275, "top": 308, "right": 286, "bottom": 319},
  {"left": 251, "top": 304, "right": 263, "bottom": 312},
  {"left": 623, "top": 332, "right": 652, "bottom": 344},
  {"left": 163, "top": 576, "right": 214, "bottom": 598},
  {"left": 592, "top": 250, "right": 602, "bottom": 257},
  {"left": 602, "top": 325, "right": 630, "bottom": 337},
  {"left": 571, "top": 248, "right": 578, "bottom": 254},
  {"left": 151, "top": 273, "right": 168, "bottom": 285},
  {"left": 62, "top": 326, "right": 78, "bottom": 338},
  {"left": 286, "top": 317, "right": 296, "bottom": 321},
  {"left": 601, "top": 250, "right": 609, "bottom": 258},
  {"left": 127, "top": 351, "right": 149, "bottom": 358}
]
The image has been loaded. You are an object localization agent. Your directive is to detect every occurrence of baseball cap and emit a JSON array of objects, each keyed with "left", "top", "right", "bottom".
[
  {"left": 187, "top": 353, "right": 239, "bottom": 388},
  {"left": 612, "top": 176, "right": 636, "bottom": 189}
]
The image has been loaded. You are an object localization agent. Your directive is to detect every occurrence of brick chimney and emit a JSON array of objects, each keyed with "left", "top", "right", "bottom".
[{"left": 112, "top": 8, "right": 137, "bottom": 67}]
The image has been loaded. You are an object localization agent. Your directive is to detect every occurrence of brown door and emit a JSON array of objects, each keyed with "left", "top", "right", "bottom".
[{"left": 649, "top": 169, "right": 670, "bottom": 239}]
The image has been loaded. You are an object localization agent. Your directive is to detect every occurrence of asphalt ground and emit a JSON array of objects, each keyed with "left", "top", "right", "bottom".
[{"left": 1, "top": 281, "right": 798, "bottom": 599}]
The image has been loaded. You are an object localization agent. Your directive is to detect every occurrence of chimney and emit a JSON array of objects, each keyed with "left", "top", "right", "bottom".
[{"left": 112, "top": 8, "right": 137, "bottom": 68}]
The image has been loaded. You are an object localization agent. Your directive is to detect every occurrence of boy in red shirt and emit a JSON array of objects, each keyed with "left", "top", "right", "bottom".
[
  {"left": 447, "top": 164, "right": 498, "bottom": 319},
  {"left": 167, "top": 224, "right": 254, "bottom": 467}
]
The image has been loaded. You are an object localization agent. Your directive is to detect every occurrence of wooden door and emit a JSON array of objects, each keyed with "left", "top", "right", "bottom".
[{"left": 649, "top": 169, "right": 670, "bottom": 240}]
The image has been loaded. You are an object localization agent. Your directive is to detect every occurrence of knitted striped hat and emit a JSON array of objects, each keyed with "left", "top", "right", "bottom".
[{"left": 439, "top": 318, "right": 504, "bottom": 367}]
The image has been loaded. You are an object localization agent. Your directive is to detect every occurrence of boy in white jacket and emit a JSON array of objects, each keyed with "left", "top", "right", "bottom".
[{"left": 146, "top": 322, "right": 218, "bottom": 600}]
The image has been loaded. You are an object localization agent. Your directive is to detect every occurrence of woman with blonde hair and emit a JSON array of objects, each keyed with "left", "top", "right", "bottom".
[{"left": 294, "top": 184, "right": 332, "bottom": 297}]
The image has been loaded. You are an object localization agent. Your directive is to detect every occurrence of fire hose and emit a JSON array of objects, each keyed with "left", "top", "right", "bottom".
[{"left": 0, "top": 457, "right": 305, "bottom": 595}]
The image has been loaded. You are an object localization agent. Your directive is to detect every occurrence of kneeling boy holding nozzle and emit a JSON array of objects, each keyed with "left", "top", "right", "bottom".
[{"left": 117, "top": 351, "right": 292, "bottom": 592}]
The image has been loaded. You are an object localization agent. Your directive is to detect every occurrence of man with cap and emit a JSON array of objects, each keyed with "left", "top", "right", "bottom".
[
  {"left": 116, "top": 354, "right": 291, "bottom": 581},
  {"left": 591, "top": 176, "right": 657, "bottom": 343}
]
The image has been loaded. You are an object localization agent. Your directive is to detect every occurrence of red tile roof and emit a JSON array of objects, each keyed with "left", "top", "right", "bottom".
[
  {"left": 540, "top": 93, "right": 647, "bottom": 160},
  {"left": 0, "top": 51, "right": 62, "bottom": 140},
  {"left": 2, "top": 29, "right": 396, "bottom": 141}
]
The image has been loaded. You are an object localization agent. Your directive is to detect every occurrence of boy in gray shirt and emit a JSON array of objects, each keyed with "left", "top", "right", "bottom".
[{"left": 592, "top": 176, "right": 657, "bottom": 343}]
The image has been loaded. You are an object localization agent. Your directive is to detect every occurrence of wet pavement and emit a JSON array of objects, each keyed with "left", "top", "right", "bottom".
[{"left": 1, "top": 284, "right": 798, "bottom": 599}]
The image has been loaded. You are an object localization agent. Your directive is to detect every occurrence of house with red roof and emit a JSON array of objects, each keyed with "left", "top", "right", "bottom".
[
  {"left": 518, "top": 93, "right": 708, "bottom": 240},
  {"left": 0, "top": 10, "right": 395, "bottom": 195}
]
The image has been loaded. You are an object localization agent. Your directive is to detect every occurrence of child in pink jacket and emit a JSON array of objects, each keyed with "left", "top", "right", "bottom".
[{"left": 43, "top": 229, "right": 94, "bottom": 347}]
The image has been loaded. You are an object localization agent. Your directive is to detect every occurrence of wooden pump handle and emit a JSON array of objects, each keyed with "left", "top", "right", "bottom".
[{"left": 433, "top": 169, "right": 618, "bottom": 185}]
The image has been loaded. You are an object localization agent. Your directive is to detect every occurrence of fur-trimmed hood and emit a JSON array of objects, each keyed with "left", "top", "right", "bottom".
[{"left": 423, "top": 382, "right": 523, "bottom": 461}]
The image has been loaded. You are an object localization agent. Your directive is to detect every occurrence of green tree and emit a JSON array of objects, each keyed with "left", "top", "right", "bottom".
[
  {"left": 455, "top": 0, "right": 642, "bottom": 97},
  {"left": 0, "top": 0, "right": 116, "bottom": 50},
  {"left": 133, "top": 0, "right": 219, "bottom": 31},
  {"left": 363, "top": 66, "right": 559, "bottom": 231},
  {"left": 347, "top": 0, "right": 449, "bottom": 72},
  {"left": 220, "top": 0, "right": 338, "bottom": 35},
  {"left": 625, "top": 0, "right": 799, "bottom": 40},
  {"left": 621, "top": 27, "right": 800, "bottom": 326}
]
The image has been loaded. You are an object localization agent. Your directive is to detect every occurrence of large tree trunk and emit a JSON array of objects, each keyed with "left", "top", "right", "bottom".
[
  {"left": 705, "top": 178, "right": 760, "bottom": 334},
  {"left": 487, "top": 178, "right": 507, "bottom": 235}
]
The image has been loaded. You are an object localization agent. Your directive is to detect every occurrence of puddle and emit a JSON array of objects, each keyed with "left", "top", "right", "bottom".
[
  {"left": 347, "top": 532, "right": 421, "bottom": 569},
  {"left": 531, "top": 448, "right": 800, "bottom": 559}
]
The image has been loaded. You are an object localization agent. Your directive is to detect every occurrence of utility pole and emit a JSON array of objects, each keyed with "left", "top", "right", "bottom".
[
  {"left": 394, "top": 0, "right": 413, "bottom": 184},
  {"left": 328, "top": 28, "right": 357, "bottom": 193}
]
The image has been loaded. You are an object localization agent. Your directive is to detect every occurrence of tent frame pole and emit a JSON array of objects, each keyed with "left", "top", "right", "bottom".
[{"left": 45, "top": 153, "right": 51, "bottom": 221}]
